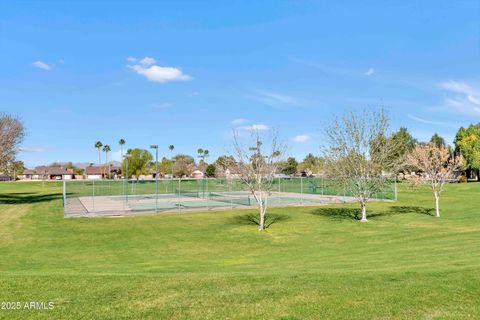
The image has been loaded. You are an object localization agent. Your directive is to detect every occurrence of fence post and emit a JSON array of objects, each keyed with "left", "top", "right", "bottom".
[
  {"left": 206, "top": 178, "right": 210, "bottom": 211},
  {"left": 92, "top": 179, "right": 95, "bottom": 213},
  {"left": 300, "top": 177, "right": 303, "bottom": 204},
  {"left": 177, "top": 178, "right": 181, "bottom": 211},
  {"left": 62, "top": 180, "right": 66, "bottom": 209}
]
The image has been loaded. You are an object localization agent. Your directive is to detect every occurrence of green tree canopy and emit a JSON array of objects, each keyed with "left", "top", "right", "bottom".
[
  {"left": 172, "top": 154, "right": 195, "bottom": 177},
  {"left": 455, "top": 124, "right": 480, "bottom": 175},
  {"left": 158, "top": 157, "right": 173, "bottom": 175},
  {"left": 280, "top": 157, "right": 298, "bottom": 175},
  {"left": 430, "top": 133, "right": 446, "bottom": 148},
  {"left": 298, "top": 153, "right": 323, "bottom": 174},
  {"left": 205, "top": 164, "right": 216, "bottom": 177},
  {"left": 123, "top": 148, "right": 153, "bottom": 179},
  {"left": 390, "top": 127, "right": 417, "bottom": 154}
]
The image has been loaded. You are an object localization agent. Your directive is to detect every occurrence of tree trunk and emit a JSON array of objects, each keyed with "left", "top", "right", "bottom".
[
  {"left": 477, "top": 170, "right": 480, "bottom": 182},
  {"left": 434, "top": 192, "right": 440, "bottom": 218},
  {"left": 360, "top": 201, "right": 367, "bottom": 222},
  {"left": 259, "top": 206, "right": 266, "bottom": 231}
]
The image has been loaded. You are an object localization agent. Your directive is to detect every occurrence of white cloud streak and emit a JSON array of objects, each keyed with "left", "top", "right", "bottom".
[
  {"left": 32, "top": 61, "right": 51, "bottom": 70},
  {"left": 292, "top": 134, "right": 310, "bottom": 143},
  {"left": 407, "top": 114, "right": 459, "bottom": 129},
  {"left": 238, "top": 124, "right": 269, "bottom": 131},
  {"left": 252, "top": 89, "right": 299, "bottom": 108},
  {"left": 231, "top": 118, "right": 249, "bottom": 125},
  {"left": 127, "top": 57, "right": 192, "bottom": 83},
  {"left": 438, "top": 81, "right": 480, "bottom": 116}
]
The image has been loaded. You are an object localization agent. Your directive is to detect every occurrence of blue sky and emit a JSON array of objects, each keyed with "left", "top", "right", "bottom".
[{"left": 1, "top": 1, "right": 479, "bottom": 167}]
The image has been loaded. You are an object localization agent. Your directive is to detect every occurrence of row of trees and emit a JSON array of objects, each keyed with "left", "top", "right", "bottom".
[
  {"left": 231, "top": 110, "right": 463, "bottom": 230},
  {"left": 322, "top": 110, "right": 461, "bottom": 222}
]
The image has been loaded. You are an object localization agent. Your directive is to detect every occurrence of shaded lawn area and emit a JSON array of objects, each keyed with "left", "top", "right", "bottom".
[{"left": 0, "top": 181, "right": 479, "bottom": 319}]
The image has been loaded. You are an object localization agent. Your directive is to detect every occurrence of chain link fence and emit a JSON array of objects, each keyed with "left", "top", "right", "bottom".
[{"left": 63, "top": 177, "right": 396, "bottom": 217}]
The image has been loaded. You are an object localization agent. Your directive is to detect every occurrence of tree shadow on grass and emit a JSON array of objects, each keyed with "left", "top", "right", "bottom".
[
  {"left": 310, "top": 205, "right": 435, "bottom": 221},
  {"left": 310, "top": 207, "right": 363, "bottom": 221},
  {"left": 0, "top": 192, "right": 63, "bottom": 205},
  {"left": 231, "top": 213, "right": 290, "bottom": 229},
  {"left": 387, "top": 206, "right": 434, "bottom": 217}
]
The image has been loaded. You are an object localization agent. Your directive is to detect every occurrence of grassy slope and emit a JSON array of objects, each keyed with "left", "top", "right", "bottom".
[{"left": 0, "top": 182, "right": 479, "bottom": 319}]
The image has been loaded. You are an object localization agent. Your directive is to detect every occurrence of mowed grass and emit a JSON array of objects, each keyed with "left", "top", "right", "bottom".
[{"left": 0, "top": 182, "right": 479, "bottom": 319}]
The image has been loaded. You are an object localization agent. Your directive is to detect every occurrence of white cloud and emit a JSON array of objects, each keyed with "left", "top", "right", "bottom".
[
  {"left": 407, "top": 114, "right": 459, "bottom": 129},
  {"left": 129, "top": 64, "right": 192, "bottom": 83},
  {"left": 19, "top": 146, "right": 47, "bottom": 153},
  {"left": 438, "top": 81, "right": 480, "bottom": 116},
  {"left": 231, "top": 118, "right": 248, "bottom": 125},
  {"left": 32, "top": 61, "right": 51, "bottom": 71},
  {"left": 238, "top": 124, "right": 269, "bottom": 131},
  {"left": 139, "top": 56, "right": 156, "bottom": 66},
  {"left": 292, "top": 134, "right": 310, "bottom": 143},
  {"left": 439, "top": 81, "right": 478, "bottom": 96},
  {"left": 127, "top": 57, "right": 192, "bottom": 83},
  {"left": 252, "top": 89, "right": 299, "bottom": 108},
  {"left": 365, "top": 68, "right": 375, "bottom": 76},
  {"left": 126, "top": 56, "right": 137, "bottom": 63}
]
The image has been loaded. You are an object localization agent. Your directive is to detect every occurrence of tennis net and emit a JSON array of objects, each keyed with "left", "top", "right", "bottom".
[
  {"left": 208, "top": 192, "right": 251, "bottom": 206},
  {"left": 175, "top": 189, "right": 202, "bottom": 198}
]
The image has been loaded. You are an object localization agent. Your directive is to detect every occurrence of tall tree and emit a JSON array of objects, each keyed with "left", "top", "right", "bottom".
[
  {"left": 214, "top": 155, "right": 237, "bottom": 177},
  {"left": 205, "top": 164, "right": 216, "bottom": 177},
  {"left": 158, "top": 157, "right": 173, "bottom": 175},
  {"left": 119, "top": 138, "right": 126, "bottom": 159},
  {"left": 430, "top": 133, "right": 446, "bottom": 149},
  {"left": 231, "top": 131, "right": 285, "bottom": 230},
  {"left": 94, "top": 141, "right": 103, "bottom": 167},
  {"left": 323, "top": 109, "right": 400, "bottom": 222},
  {"left": 298, "top": 153, "right": 323, "bottom": 176},
  {"left": 407, "top": 143, "right": 462, "bottom": 217},
  {"left": 454, "top": 124, "right": 480, "bottom": 180},
  {"left": 122, "top": 148, "right": 153, "bottom": 180},
  {"left": 281, "top": 157, "right": 298, "bottom": 175},
  {"left": 388, "top": 127, "right": 417, "bottom": 172},
  {"left": 0, "top": 113, "right": 25, "bottom": 174},
  {"left": 172, "top": 154, "right": 195, "bottom": 177},
  {"left": 197, "top": 148, "right": 210, "bottom": 169},
  {"left": 168, "top": 145, "right": 175, "bottom": 177},
  {"left": 8, "top": 160, "right": 24, "bottom": 180},
  {"left": 103, "top": 144, "right": 111, "bottom": 179}
]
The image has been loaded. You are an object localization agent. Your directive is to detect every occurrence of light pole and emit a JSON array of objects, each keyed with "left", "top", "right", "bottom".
[
  {"left": 150, "top": 145, "right": 159, "bottom": 212},
  {"left": 123, "top": 154, "right": 130, "bottom": 203}
]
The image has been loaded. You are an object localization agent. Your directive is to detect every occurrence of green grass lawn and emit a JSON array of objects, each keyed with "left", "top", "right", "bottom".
[{"left": 0, "top": 181, "right": 479, "bottom": 319}]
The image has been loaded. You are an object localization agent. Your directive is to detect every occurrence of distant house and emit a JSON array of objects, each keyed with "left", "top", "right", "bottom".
[
  {"left": 19, "top": 166, "right": 75, "bottom": 180},
  {"left": 21, "top": 169, "right": 37, "bottom": 180},
  {"left": 0, "top": 175, "right": 12, "bottom": 182},
  {"left": 85, "top": 165, "right": 121, "bottom": 180},
  {"left": 190, "top": 170, "right": 204, "bottom": 179}
]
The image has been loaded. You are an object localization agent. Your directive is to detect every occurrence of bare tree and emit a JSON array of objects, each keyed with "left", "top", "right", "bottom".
[
  {"left": 230, "top": 131, "right": 285, "bottom": 231},
  {"left": 407, "top": 143, "right": 462, "bottom": 218},
  {"left": 0, "top": 113, "right": 25, "bottom": 173},
  {"left": 323, "top": 109, "right": 399, "bottom": 222}
]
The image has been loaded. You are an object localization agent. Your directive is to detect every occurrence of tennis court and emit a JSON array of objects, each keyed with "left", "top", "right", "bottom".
[{"left": 63, "top": 178, "right": 395, "bottom": 217}]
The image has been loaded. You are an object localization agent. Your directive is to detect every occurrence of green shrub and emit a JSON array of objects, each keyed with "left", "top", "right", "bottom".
[{"left": 458, "top": 175, "right": 468, "bottom": 183}]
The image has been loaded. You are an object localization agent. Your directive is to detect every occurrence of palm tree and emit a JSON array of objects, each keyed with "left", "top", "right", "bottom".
[
  {"left": 204, "top": 149, "right": 209, "bottom": 164},
  {"left": 119, "top": 138, "right": 126, "bottom": 159},
  {"left": 103, "top": 144, "right": 111, "bottom": 179},
  {"left": 197, "top": 148, "right": 209, "bottom": 164},
  {"left": 169, "top": 145, "right": 175, "bottom": 178},
  {"left": 94, "top": 141, "right": 103, "bottom": 166}
]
